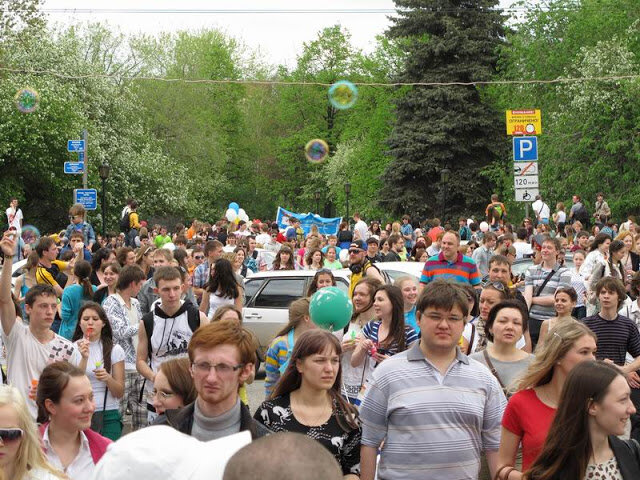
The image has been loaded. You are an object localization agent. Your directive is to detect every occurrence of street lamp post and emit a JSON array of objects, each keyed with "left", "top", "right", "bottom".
[
  {"left": 98, "top": 162, "right": 111, "bottom": 236},
  {"left": 314, "top": 190, "right": 321, "bottom": 215},
  {"left": 344, "top": 182, "right": 351, "bottom": 224},
  {"left": 440, "top": 168, "right": 450, "bottom": 222}
]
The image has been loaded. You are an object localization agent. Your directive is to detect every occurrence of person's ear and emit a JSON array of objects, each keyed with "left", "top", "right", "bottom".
[{"left": 239, "top": 363, "right": 254, "bottom": 383}]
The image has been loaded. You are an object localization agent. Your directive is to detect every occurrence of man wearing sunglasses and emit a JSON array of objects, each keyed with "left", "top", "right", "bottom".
[
  {"left": 154, "top": 321, "right": 269, "bottom": 440},
  {"left": 0, "top": 232, "right": 81, "bottom": 418},
  {"left": 347, "top": 240, "right": 383, "bottom": 298}
]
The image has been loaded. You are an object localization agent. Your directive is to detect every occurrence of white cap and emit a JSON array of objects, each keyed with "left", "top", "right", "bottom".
[{"left": 91, "top": 427, "right": 251, "bottom": 480}]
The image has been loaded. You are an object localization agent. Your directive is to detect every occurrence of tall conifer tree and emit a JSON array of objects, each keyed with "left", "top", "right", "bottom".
[{"left": 381, "top": 0, "right": 506, "bottom": 220}]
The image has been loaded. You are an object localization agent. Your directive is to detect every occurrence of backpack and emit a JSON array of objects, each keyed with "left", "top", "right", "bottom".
[
  {"left": 575, "top": 204, "right": 590, "bottom": 225},
  {"left": 119, "top": 211, "right": 131, "bottom": 233},
  {"left": 142, "top": 303, "right": 201, "bottom": 361}
]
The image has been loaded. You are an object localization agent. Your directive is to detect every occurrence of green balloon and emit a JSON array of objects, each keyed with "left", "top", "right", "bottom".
[{"left": 309, "top": 287, "right": 353, "bottom": 332}]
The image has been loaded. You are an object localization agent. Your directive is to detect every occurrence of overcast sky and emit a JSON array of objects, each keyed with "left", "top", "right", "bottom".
[{"left": 41, "top": 0, "right": 521, "bottom": 67}]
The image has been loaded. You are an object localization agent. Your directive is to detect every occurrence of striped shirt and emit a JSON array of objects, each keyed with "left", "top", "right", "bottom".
[
  {"left": 525, "top": 263, "right": 572, "bottom": 321},
  {"left": 420, "top": 252, "right": 481, "bottom": 286},
  {"left": 361, "top": 320, "right": 419, "bottom": 356},
  {"left": 360, "top": 343, "right": 506, "bottom": 480},
  {"left": 583, "top": 314, "right": 640, "bottom": 366},
  {"left": 264, "top": 334, "right": 291, "bottom": 397}
]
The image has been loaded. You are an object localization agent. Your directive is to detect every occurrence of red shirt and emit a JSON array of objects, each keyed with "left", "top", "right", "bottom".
[{"left": 502, "top": 389, "right": 556, "bottom": 471}]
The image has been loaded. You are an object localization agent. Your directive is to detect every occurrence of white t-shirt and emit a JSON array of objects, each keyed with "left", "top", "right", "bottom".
[
  {"left": 255, "top": 233, "right": 272, "bottom": 247},
  {"left": 6, "top": 207, "right": 23, "bottom": 232},
  {"left": 354, "top": 220, "right": 369, "bottom": 241},
  {"left": 2, "top": 321, "right": 81, "bottom": 418},
  {"left": 513, "top": 241, "right": 533, "bottom": 259},
  {"left": 341, "top": 322, "right": 374, "bottom": 400},
  {"left": 74, "top": 339, "right": 125, "bottom": 411},
  {"left": 531, "top": 200, "right": 550, "bottom": 220},
  {"left": 555, "top": 211, "right": 567, "bottom": 224}
]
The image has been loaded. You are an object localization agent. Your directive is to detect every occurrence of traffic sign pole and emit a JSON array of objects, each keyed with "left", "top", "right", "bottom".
[{"left": 82, "top": 129, "right": 88, "bottom": 190}]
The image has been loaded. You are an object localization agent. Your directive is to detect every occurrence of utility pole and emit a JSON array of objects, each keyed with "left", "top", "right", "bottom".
[{"left": 82, "top": 129, "right": 88, "bottom": 189}]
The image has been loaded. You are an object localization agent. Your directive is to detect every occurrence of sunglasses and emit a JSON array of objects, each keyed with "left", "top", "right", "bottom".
[
  {"left": 194, "top": 255, "right": 204, "bottom": 260},
  {"left": 348, "top": 249, "right": 362, "bottom": 255},
  {"left": 0, "top": 428, "right": 23, "bottom": 443},
  {"left": 487, "top": 281, "right": 507, "bottom": 292}
]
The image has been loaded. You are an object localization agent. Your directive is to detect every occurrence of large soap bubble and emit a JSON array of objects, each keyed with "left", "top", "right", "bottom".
[
  {"left": 15, "top": 88, "right": 39, "bottom": 113},
  {"left": 328, "top": 80, "right": 358, "bottom": 110},
  {"left": 304, "top": 139, "right": 329, "bottom": 163}
]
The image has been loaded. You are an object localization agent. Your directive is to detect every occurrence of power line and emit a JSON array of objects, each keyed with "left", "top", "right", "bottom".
[{"left": 2, "top": 66, "right": 638, "bottom": 87}]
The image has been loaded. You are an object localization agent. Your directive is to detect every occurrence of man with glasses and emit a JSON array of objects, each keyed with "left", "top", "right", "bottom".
[
  {"left": 524, "top": 236, "right": 572, "bottom": 348},
  {"left": 360, "top": 280, "right": 506, "bottom": 480},
  {"left": 138, "top": 266, "right": 208, "bottom": 423},
  {"left": 347, "top": 240, "right": 383, "bottom": 298},
  {"left": 154, "top": 320, "right": 270, "bottom": 440}
]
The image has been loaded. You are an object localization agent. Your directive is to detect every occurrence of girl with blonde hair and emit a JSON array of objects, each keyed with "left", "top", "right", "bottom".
[
  {"left": 495, "top": 321, "right": 597, "bottom": 480},
  {"left": 0, "top": 385, "right": 64, "bottom": 480}
]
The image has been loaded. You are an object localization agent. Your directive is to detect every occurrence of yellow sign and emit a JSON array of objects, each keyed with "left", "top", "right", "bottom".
[{"left": 506, "top": 109, "right": 542, "bottom": 136}]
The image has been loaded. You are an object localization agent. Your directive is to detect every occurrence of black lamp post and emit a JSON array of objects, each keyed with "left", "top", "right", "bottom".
[
  {"left": 344, "top": 182, "right": 351, "bottom": 224},
  {"left": 98, "top": 162, "right": 111, "bottom": 235},
  {"left": 440, "top": 168, "right": 450, "bottom": 221},
  {"left": 314, "top": 190, "right": 321, "bottom": 215}
]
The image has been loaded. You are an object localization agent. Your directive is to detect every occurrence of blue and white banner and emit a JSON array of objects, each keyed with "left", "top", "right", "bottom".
[{"left": 276, "top": 207, "right": 342, "bottom": 236}]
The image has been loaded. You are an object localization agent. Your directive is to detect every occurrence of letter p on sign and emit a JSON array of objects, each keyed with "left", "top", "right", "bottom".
[{"left": 513, "top": 136, "right": 538, "bottom": 162}]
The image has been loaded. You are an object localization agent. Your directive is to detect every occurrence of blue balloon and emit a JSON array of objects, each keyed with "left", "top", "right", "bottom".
[{"left": 228, "top": 202, "right": 240, "bottom": 213}]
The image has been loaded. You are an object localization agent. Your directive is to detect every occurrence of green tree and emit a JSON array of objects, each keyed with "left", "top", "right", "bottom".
[{"left": 381, "top": 0, "right": 507, "bottom": 222}]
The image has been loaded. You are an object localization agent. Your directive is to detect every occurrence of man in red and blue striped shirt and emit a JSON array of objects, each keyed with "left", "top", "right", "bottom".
[{"left": 419, "top": 231, "right": 482, "bottom": 291}]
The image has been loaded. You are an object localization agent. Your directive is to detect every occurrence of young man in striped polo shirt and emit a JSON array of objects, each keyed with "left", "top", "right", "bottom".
[
  {"left": 360, "top": 280, "right": 506, "bottom": 480},
  {"left": 583, "top": 277, "right": 640, "bottom": 439},
  {"left": 418, "top": 231, "right": 482, "bottom": 292}
]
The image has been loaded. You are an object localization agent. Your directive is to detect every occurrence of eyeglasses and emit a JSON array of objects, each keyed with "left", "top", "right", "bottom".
[
  {"left": 151, "top": 389, "right": 175, "bottom": 400},
  {"left": 0, "top": 428, "right": 24, "bottom": 443},
  {"left": 191, "top": 362, "right": 244, "bottom": 376},
  {"left": 423, "top": 312, "right": 464, "bottom": 323},
  {"left": 194, "top": 255, "right": 204, "bottom": 260}
]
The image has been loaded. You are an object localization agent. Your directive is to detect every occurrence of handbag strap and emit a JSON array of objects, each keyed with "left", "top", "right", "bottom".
[
  {"left": 482, "top": 349, "right": 506, "bottom": 390},
  {"left": 534, "top": 268, "right": 556, "bottom": 297},
  {"left": 466, "top": 323, "right": 476, "bottom": 355}
]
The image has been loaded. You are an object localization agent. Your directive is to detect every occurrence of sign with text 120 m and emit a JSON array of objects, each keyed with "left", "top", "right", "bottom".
[{"left": 73, "top": 189, "right": 97, "bottom": 210}]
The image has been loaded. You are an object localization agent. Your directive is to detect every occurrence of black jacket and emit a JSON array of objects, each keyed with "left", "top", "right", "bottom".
[
  {"left": 153, "top": 400, "right": 271, "bottom": 440},
  {"left": 610, "top": 435, "right": 640, "bottom": 480}
]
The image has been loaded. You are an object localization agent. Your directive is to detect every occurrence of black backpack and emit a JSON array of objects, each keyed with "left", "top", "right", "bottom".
[
  {"left": 575, "top": 204, "right": 590, "bottom": 226},
  {"left": 119, "top": 211, "right": 131, "bottom": 233},
  {"left": 142, "top": 303, "right": 201, "bottom": 361}
]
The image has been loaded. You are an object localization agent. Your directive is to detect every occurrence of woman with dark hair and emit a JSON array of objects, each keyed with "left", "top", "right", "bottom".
[
  {"left": 71, "top": 302, "right": 125, "bottom": 440},
  {"left": 495, "top": 321, "right": 597, "bottom": 479},
  {"left": 151, "top": 357, "right": 196, "bottom": 417},
  {"left": 304, "top": 248, "right": 324, "bottom": 271},
  {"left": 36, "top": 362, "right": 111, "bottom": 479},
  {"left": 337, "top": 222, "right": 353, "bottom": 251},
  {"left": 306, "top": 269, "right": 336, "bottom": 297},
  {"left": 537, "top": 287, "right": 578, "bottom": 347},
  {"left": 255, "top": 330, "right": 361, "bottom": 479},
  {"left": 341, "top": 277, "right": 382, "bottom": 404},
  {"left": 469, "top": 300, "right": 533, "bottom": 396},
  {"left": 60, "top": 260, "right": 97, "bottom": 340},
  {"left": 90, "top": 248, "right": 116, "bottom": 286},
  {"left": 523, "top": 361, "right": 638, "bottom": 480},
  {"left": 270, "top": 245, "right": 297, "bottom": 271},
  {"left": 232, "top": 246, "right": 248, "bottom": 278},
  {"left": 589, "top": 240, "right": 626, "bottom": 292},
  {"left": 351, "top": 285, "right": 418, "bottom": 369},
  {"left": 115, "top": 247, "right": 135, "bottom": 267},
  {"left": 580, "top": 233, "right": 612, "bottom": 282},
  {"left": 92, "top": 262, "right": 120, "bottom": 305},
  {"left": 468, "top": 282, "right": 511, "bottom": 353},
  {"left": 198, "top": 258, "right": 242, "bottom": 320}
]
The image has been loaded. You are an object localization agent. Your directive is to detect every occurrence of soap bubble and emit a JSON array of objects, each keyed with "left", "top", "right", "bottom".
[
  {"left": 304, "top": 139, "right": 329, "bottom": 163},
  {"left": 15, "top": 88, "right": 39, "bottom": 113},
  {"left": 328, "top": 80, "right": 358, "bottom": 110},
  {"left": 21, "top": 225, "right": 41, "bottom": 246}
]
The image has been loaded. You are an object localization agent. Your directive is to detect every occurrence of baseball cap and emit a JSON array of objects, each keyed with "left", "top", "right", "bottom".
[
  {"left": 349, "top": 240, "right": 366, "bottom": 251},
  {"left": 92, "top": 427, "right": 251, "bottom": 480}
]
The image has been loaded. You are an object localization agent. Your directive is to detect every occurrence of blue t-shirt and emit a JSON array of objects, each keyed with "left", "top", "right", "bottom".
[
  {"left": 321, "top": 245, "right": 342, "bottom": 257},
  {"left": 404, "top": 306, "right": 419, "bottom": 334}
]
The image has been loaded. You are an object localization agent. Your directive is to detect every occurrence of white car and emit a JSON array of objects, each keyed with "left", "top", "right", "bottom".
[
  {"left": 243, "top": 269, "right": 352, "bottom": 352},
  {"left": 10, "top": 259, "right": 27, "bottom": 288},
  {"left": 375, "top": 261, "right": 423, "bottom": 284}
]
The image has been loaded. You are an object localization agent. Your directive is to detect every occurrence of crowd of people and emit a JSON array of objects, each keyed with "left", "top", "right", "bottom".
[{"left": 2, "top": 191, "right": 640, "bottom": 480}]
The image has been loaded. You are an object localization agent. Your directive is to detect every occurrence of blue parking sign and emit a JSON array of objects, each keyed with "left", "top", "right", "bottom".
[{"left": 513, "top": 136, "right": 538, "bottom": 162}]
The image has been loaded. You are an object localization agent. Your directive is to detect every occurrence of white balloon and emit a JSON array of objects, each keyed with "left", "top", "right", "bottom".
[
  {"left": 480, "top": 221, "right": 489, "bottom": 232},
  {"left": 225, "top": 208, "right": 237, "bottom": 221},
  {"left": 238, "top": 208, "right": 247, "bottom": 217},
  {"left": 239, "top": 212, "right": 249, "bottom": 222},
  {"left": 162, "top": 242, "right": 175, "bottom": 251}
]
